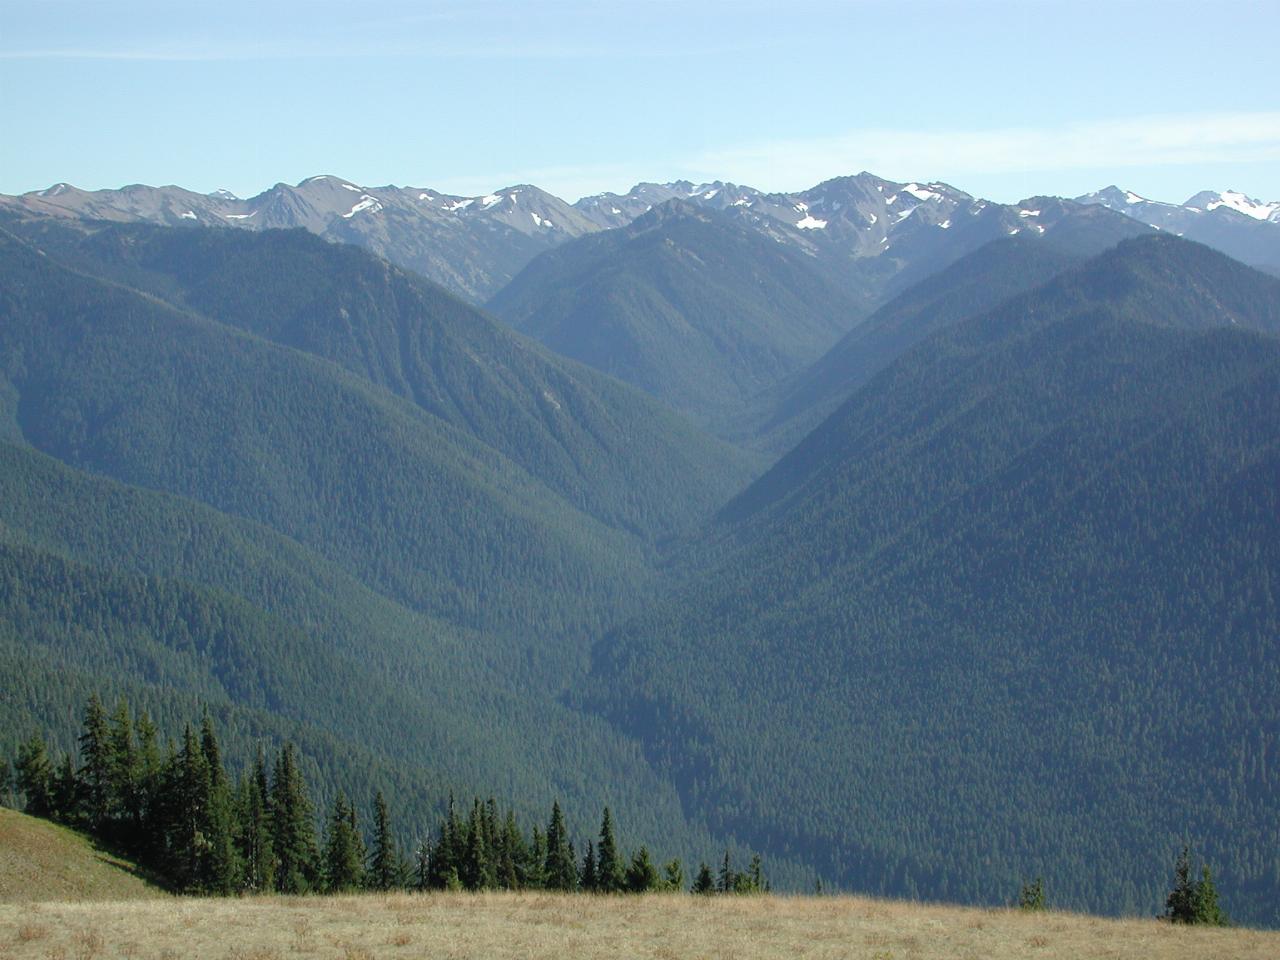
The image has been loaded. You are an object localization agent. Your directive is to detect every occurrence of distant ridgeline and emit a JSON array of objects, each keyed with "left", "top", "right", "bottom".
[{"left": 4, "top": 696, "right": 765, "bottom": 897}]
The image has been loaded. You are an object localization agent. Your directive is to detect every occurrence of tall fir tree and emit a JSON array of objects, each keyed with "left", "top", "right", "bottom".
[
  {"left": 414, "top": 838, "right": 432, "bottom": 891},
  {"left": 107, "top": 699, "right": 140, "bottom": 846},
  {"left": 580, "top": 839, "right": 598, "bottom": 892},
  {"left": 270, "top": 743, "right": 318, "bottom": 894},
  {"left": 544, "top": 801, "right": 577, "bottom": 891},
  {"left": 14, "top": 736, "right": 53, "bottom": 817},
  {"left": 717, "top": 851, "right": 735, "bottom": 894},
  {"left": 171, "top": 725, "right": 212, "bottom": 893},
  {"left": 462, "top": 798, "right": 493, "bottom": 890},
  {"left": 596, "top": 807, "right": 624, "bottom": 893},
  {"left": 323, "top": 792, "right": 364, "bottom": 892},
  {"left": 235, "top": 749, "right": 275, "bottom": 893},
  {"left": 198, "top": 715, "right": 239, "bottom": 894},
  {"left": 498, "top": 810, "right": 522, "bottom": 890},
  {"left": 134, "top": 711, "right": 164, "bottom": 862},
  {"left": 370, "top": 790, "right": 401, "bottom": 891},
  {"left": 51, "top": 753, "right": 79, "bottom": 824},
  {"left": 78, "top": 694, "right": 112, "bottom": 831},
  {"left": 527, "top": 825, "right": 548, "bottom": 890}
]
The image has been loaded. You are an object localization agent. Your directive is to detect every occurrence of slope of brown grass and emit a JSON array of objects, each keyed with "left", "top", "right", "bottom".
[
  {"left": 0, "top": 807, "right": 162, "bottom": 904},
  {"left": 1, "top": 891, "right": 1275, "bottom": 960}
]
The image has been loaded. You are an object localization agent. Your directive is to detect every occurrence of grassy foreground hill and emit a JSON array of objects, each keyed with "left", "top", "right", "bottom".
[
  {"left": 1, "top": 891, "right": 1276, "bottom": 960},
  {"left": 0, "top": 807, "right": 160, "bottom": 903}
]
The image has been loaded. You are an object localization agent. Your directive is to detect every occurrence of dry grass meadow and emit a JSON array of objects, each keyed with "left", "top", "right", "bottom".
[{"left": 2, "top": 891, "right": 1278, "bottom": 960}]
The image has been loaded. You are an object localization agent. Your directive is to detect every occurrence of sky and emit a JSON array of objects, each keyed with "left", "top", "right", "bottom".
[{"left": 1, "top": 0, "right": 1278, "bottom": 205}]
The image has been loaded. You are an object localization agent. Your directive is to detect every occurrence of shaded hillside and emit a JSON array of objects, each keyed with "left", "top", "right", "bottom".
[
  {"left": 741, "top": 236, "right": 1084, "bottom": 451},
  {"left": 586, "top": 236, "right": 1280, "bottom": 925},
  {"left": 487, "top": 202, "right": 862, "bottom": 424},
  {"left": 2, "top": 219, "right": 753, "bottom": 541}
]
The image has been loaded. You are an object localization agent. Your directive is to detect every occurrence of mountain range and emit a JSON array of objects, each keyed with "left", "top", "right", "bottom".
[
  {"left": 5, "top": 173, "right": 1276, "bottom": 305},
  {"left": 1078, "top": 186, "right": 1280, "bottom": 274},
  {"left": 2, "top": 166, "right": 1279, "bottom": 925}
]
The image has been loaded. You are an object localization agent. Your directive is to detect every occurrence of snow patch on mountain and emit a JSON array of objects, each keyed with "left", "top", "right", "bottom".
[
  {"left": 903, "top": 183, "right": 941, "bottom": 202},
  {"left": 343, "top": 196, "right": 383, "bottom": 218}
]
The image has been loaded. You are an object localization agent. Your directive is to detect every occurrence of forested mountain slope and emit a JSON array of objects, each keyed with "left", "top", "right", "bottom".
[
  {"left": 1, "top": 218, "right": 753, "bottom": 540},
  {"left": 487, "top": 202, "right": 862, "bottom": 425},
  {"left": 585, "top": 235, "right": 1280, "bottom": 925},
  {"left": 0, "top": 225, "right": 764, "bottom": 877},
  {"left": 739, "top": 236, "right": 1084, "bottom": 451}
]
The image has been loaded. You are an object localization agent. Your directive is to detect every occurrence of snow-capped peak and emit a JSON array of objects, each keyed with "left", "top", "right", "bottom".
[{"left": 1188, "top": 189, "right": 1280, "bottom": 222}]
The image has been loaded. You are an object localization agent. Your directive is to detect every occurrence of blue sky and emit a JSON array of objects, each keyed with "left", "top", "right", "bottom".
[{"left": 2, "top": 0, "right": 1277, "bottom": 204}]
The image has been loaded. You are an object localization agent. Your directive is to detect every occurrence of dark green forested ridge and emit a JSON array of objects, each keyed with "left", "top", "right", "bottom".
[
  {"left": 0, "top": 218, "right": 755, "bottom": 541},
  {"left": 585, "top": 235, "right": 1280, "bottom": 926},
  {"left": 7, "top": 698, "right": 767, "bottom": 897},
  {"left": 739, "top": 236, "right": 1085, "bottom": 453},
  {"left": 487, "top": 200, "right": 864, "bottom": 426}
]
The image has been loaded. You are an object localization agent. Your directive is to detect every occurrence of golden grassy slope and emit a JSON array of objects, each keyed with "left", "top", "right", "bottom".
[
  {"left": 0, "top": 807, "right": 161, "bottom": 904},
  {"left": 1, "top": 891, "right": 1276, "bottom": 960}
]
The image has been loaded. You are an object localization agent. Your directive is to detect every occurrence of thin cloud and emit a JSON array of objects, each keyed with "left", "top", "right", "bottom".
[
  {"left": 426, "top": 112, "right": 1280, "bottom": 202},
  {"left": 686, "top": 113, "right": 1280, "bottom": 194}
]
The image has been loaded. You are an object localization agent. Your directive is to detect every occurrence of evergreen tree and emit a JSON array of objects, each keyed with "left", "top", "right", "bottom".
[
  {"left": 580, "top": 840, "right": 598, "bottom": 892},
  {"left": 595, "top": 807, "right": 624, "bottom": 893},
  {"left": 198, "top": 715, "right": 239, "bottom": 894},
  {"left": 78, "top": 694, "right": 112, "bottom": 831},
  {"left": 14, "top": 736, "right": 53, "bottom": 817},
  {"left": 414, "top": 839, "right": 432, "bottom": 891},
  {"left": 692, "top": 862, "right": 715, "bottom": 894},
  {"left": 462, "top": 798, "right": 491, "bottom": 890},
  {"left": 429, "top": 795, "right": 463, "bottom": 889},
  {"left": 626, "top": 845, "right": 659, "bottom": 892},
  {"left": 134, "top": 711, "right": 164, "bottom": 862},
  {"left": 663, "top": 858, "right": 685, "bottom": 892},
  {"left": 498, "top": 811, "right": 522, "bottom": 890},
  {"left": 1165, "top": 847, "right": 1228, "bottom": 926},
  {"left": 544, "top": 801, "right": 577, "bottom": 891},
  {"left": 171, "top": 725, "right": 212, "bottom": 892},
  {"left": 51, "top": 753, "right": 79, "bottom": 824},
  {"left": 270, "top": 743, "right": 318, "bottom": 894},
  {"left": 717, "top": 851, "right": 735, "bottom": 893},
  {"left": 235, "top": 750, "right": 275, "bottom": 893},
  {"left": 369, "top": 790, "right": 400, "bottom": 891},
  {"left": 107, "top": 699, "right": 142, "bottom": 848},
  {"left": 526, "top": 825, "right": 548, "bottom": 890},
  {"left": 736, "top": 854, "right": 765, "bottom": 893},
  {"left": 1192, "top": 866, "right": 1227, "bottom": 926},
  {"left": 323, "top": 792, "right": 364, "bottom": 892},
  {"left": 1019, "top": 877, "right": 1046, "bottom": 911}
]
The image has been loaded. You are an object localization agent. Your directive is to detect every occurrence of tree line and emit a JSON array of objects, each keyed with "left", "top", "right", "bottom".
[{"left": 5, "top": 695, "right": 765, "bottom": 897}]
